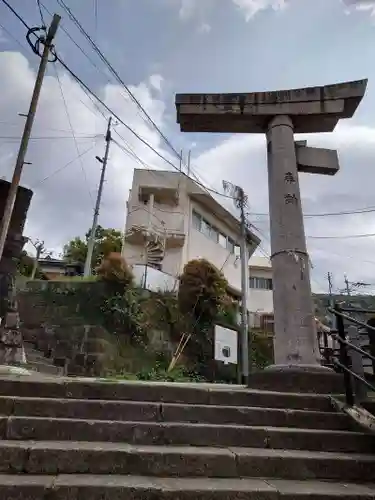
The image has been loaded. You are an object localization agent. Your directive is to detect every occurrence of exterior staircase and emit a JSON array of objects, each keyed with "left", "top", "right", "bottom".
[
  {"left": 0, "top": 378, "right": 374, "bottom": 498},
  {"left": 145, "top": 233, "right": 165, "bottom": 270},
  {"left": 126, "top": 225, "right": 166, "bottom": 271}
]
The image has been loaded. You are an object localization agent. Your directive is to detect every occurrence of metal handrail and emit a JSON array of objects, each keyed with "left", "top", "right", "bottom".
[
  {"left": 337, "top": 307, "right": 375, "bottom": 315},
  {"left": 326, "top": 304, "right": 375, "bottom": 407},
  {"left": 327, "top": 307, "right": 375, "bottom": 334},
  {"left": 329, "top": 331, "right": 375, "bottom": 364}
]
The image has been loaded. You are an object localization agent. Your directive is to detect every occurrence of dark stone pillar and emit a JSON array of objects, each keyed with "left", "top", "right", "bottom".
[{"left": 0, "top": 180, "right": 33, "bottom": 322}]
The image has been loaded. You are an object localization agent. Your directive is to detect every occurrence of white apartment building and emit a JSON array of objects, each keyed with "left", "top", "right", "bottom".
[
  {"left": 122, "top": 169, "right": 261, "bottom": 304},
  {"left": 248, "top": 256, "right": 274, "bottom": 333}
]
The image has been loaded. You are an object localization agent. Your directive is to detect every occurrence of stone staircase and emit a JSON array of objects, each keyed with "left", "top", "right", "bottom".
[
  {"left": 24, "top": 341, "right": 64, "bottom": 376},
  {"left": 0, "top": 377, "right": 373, "bottom": 498}
]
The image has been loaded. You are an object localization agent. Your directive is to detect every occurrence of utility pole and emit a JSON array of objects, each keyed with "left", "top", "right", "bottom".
[
  {"left": 84, "top": 117, "right": 112, "bottom": 277},
  {"left": 328, "top": 272, "right": 333, "bottom": 297},
  {"left": 0, "top": 14, "right": 61, "bottom": 262},
  {"left": 327, "top": 272, "right": 336, "bottom": 331},
  {"left": 187, "top": 150, "right": 191, "bottom": 176},
  {"left": 29, "top": 239, "right": 45, "bottom": 280},
  {"left": 344, "top": 275, "right": 351, "bottom": 296},
  {"left": 238, "top": 187, "right": 250, "bottom": 384},
  {"left": 223, "top": 181, "right": 250, "bottom": 384}
]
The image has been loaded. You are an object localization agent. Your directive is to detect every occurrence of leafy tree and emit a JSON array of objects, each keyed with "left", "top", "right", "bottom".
[
  {"left": 16, "top": 250, "right": 35, "bottom": 277},
  {"left": 63, "top": 226, "right": 123, "bottom": 268},
  {"left": 177, "top": 259, "right": 228, "bottom": 380},
  {"left": 97, "top": 252, "right": 134, "bottom": 288},
  {"left": 178, "top": 258, "right": 228, "bottom": 326}
]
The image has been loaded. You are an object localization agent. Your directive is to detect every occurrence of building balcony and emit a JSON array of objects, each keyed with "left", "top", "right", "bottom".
[
  {"left": 126, "top": 205, "right": 185, "bottom": 248},
  {"left": 125, "top": 221, "right": 185, "bottom": 249},
  {"left": 139, "top": 185, "right": 179, "bottom": 206}
]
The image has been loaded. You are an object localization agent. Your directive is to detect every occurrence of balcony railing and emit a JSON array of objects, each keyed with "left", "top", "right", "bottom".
[{"left": 133, "top": 265, "right": 178, "bottom": 292}]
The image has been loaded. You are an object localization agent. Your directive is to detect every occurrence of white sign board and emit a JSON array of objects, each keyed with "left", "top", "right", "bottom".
[{"left": 214, "top": 325, "right": 238, "bottom": 365}]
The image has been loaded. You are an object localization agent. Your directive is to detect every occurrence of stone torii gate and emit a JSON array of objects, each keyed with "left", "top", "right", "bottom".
[{"left": 175, "top": 80, "right": 367, "bottom": 391}]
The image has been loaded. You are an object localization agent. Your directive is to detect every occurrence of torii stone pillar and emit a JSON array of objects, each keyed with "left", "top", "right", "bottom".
[{"left": 176, "top": 80, "right": 367, "bottom": 392}]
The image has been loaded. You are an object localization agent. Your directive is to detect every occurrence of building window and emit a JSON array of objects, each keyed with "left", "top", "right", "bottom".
[
  {"left": 227, "top": 237, "right": 235, "bottom": 254},
  {"left": 219, "top": 232, "right": 227, "bottom": 248},
  {"left": 201, "top": 219, "right": 211, "bottom": 238},
  {"left": 261, "top": 313, "right": 274, "bottom": 334},
  {"left": 192, "top": 209, "right": 238, "bottom": 254},
  {"left": 249, "top": 277, "right": 273, "bottom": 290},
  {"left": 210, "top": 226, "right": 219, "bottom": 243},
  {"left": 192, "top": 210, "right": 201, "bottom": 231}
]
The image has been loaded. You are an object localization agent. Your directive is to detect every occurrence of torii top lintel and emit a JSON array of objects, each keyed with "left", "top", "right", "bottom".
[{"left": 175, "top": 79, "right": 367, "bottom": 134}]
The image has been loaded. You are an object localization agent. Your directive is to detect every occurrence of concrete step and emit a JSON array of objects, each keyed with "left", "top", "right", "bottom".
[
  {"left": 24, "top": 347, "right": 50, "bottom": 363},
  {"left": 0, "top": 475, "right": 375, "bottom": 500},
  {"left": 25, "top": 361, "right": 64, "bottom": 376},
  {"left": 0, "top": 396, "right": 350, "bottom": 430},
  {"left": 3, "top": 416, "right": 374, "bottom": 453},
  {"left": 0, "top": 379, "right": 335, "bottom": 412},
  {"left": 0, "top": 440, "right": 373, "bottom": 482}
]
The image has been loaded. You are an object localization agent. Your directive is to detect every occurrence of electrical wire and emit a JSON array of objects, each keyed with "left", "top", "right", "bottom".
[
  {"left": 36, "top": 0, "right": 46, "bottom": 27},
  {"left": 0, "top": 21, "right": 29, "bottom": 53},
  {"left": 40, "top": 1, "right": 112, "bottom": 85},
  {"left": 0, "top": 0, "right": 30, "bottom": 30},
  {"left": 2, "top": 0, "right": 234, "bottom": 203},
  {"left": 54, "top": 65, "right": 95, "bottom": 206},
  {"left": 251, "top": 205, "right": 375, "bottom": 219},
  {"left": 54, "top": 0, "right": 238, "bottom": 202},
  {"left": 31, "top": 143, "right": 96, "bottom": 187},
  {"left": 308, "top": 232, "right": 375, "bottom": 240},
  {"left": 57, "top": 52, "right": 235, "bottom": 204},
  {"left": 56, "top": 0, "right": 184, "bottom": 163},
  {"left": 10, "top": 0, "right": 375, "bottom": 220},
  {"left": 56, "top": 54, "right": 182, "bottom": 170},
  {"left": 0, "top": 135, "right": 98, "bottom": 140}
]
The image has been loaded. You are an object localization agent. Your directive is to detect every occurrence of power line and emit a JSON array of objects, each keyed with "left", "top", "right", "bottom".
[
  {"left": 56, "top": 0, "right": 184, "bottom": 162},
  {"left": 36, "top": 0, "right": 46, "bottom": 26},
  {"left": 308, "top": 232, "right": 375, "bottom": 240},
  {"left": 56, "top": 55, "right": 181, "bottom": 170},
  {"left": 0, "top": 121, "right": 101, "bottom": 135},
  {"left": 40, "top": 1, "right": 111, "bottom": 83},
  {"left": 0, "top": 21, "right": 29, "bottom": 53},
  {"left": 54, "top": 65, "right": 95, "bottom": 206},
  {"left": 0, "top": 0, "right": 31, "bottom": 30},
  {"left": 32, "top": 143, "right": 96, "bottom": 187},
  {"left": 251, "top": 205, "right": 375, "bottom": 219},
  {"left": 0, "top": 135, "right": 98, "bottom": 140},
  {"left": 53, "top": 0, "right": 234, "bottom": 202},
  {"left": 2, "top": 0, "right": 235, "bottom": 204}
]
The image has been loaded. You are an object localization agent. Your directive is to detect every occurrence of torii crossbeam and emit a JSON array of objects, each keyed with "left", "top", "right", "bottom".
[{"left": 175, "top": 80, "right": 367, "bottom": 390}]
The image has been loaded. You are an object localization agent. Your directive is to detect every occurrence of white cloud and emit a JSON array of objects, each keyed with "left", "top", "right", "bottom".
[
  {"left": 232, "top": 0, "right": 287, "bottom": 20},
  {"left": 0, "top": 28, "right": 7, "bottom": 44},
  {"left": 0, "top": 51, "right": 170, "bottom": 255},
  {"left": 342, "top": 0, "right": 375, "bottom": 16},
  {"left": 178, "top": 0, "right": 196, "bottom": 20},
  {"left": 190, "top": 119, "right": 375, "bottom": 291},
  {"left": 198, "top": 22, "right": 212, "bottom": 34},
  {"left": 149, "top": 74, "right": 164, "bottom": 92}
]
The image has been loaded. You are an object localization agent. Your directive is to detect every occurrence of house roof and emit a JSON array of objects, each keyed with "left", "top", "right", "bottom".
[
  {"left": 249, "top": 256, "right": 272, "bottom": 270},
  {"left": 133, "top": 169, "right": 260, "bottom": 252}
]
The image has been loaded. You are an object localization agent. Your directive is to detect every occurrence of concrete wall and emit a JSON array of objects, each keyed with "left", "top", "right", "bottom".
[
  {"left": 133, "top": 265, "right": 178, "bottom": 292},
  {"left": 122, "top": 242, "right": 145, "bottom": 266},
  {"left": 248, "top": 262, "right": 274, "bottom": 314},
  {"left": 187, "top": 198, "right": 243, "bottom": 292}
]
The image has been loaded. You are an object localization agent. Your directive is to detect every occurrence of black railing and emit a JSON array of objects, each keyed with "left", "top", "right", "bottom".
[{"left": 325, "top": 304, "right": 375, "bottom": 406}]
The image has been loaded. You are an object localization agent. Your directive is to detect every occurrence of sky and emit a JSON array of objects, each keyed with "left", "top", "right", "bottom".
[{"left": 1, "top": 0, "right": 375, "bottom": 294}]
